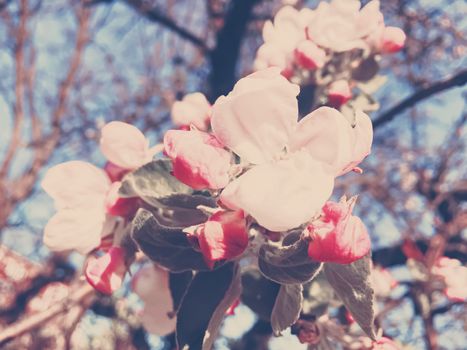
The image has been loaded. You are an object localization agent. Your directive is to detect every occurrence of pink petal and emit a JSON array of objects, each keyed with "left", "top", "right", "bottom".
[
  {"left": 220, "top": 152, "right": 334, "bottom": 232},
  {"left": 105, "top": 182, "right": 140, "bottom": 218},
  {"left": 164, "top": 129, "right": 232, "bottom": 190},
  {"left": 327, "top": 80, "right": 352, "bottom": 108},
  {"left": 381, "top": 27, "right": 406, "bottom": 54},
  {"left": 171, "top": 92, "right": 211, "bottom": 131},
  {"left": 294, "top": 40, "right": 326, "bottom": 70},
  {"left": 211, "top": 68, "right": 299, "bottom": 164},
  {"left": 198, "top": 210, "right": 248, "bottom": 268},
  {"left": 42, "top": 161, "right": 110, "bottom": 209},
  {"left": 307, "top": 198, "right": 371, "bottom": 264},
  {"left": 132, "top": 264, "right": 176, "bottom": 336},
  {"left": 85, "top": 246, "right": 127, "bottom": 295},
  {"left": 100, "top": 121, "right": 150, "bottom": 169},
  {"left": 43, "top": 207, "right": 107, "bottom": 254},
  {"left": 290, "top": 107, "right": 372, "bottom": 176}
]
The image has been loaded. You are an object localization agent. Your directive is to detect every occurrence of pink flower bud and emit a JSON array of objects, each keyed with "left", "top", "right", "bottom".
[
  {"left": 327, "top": 80, "right": 352, "bottom": 108},
  {"left": 164, "top": 129, "right": 232, "bottom": 190},
  {"left": 294, "top": 40, "right": 326, "bottom": 70},
  {"left": 105, "top": 182, "right": 139, "bottom": 218},
  {"left": 171, "top": 92, "right": 211, "bottom": 131},
  {"left": 104, "top": 162, "right": 129, "bottom": 182},
  {"left": 85, "top": 246, "right": 127, "bottom": 295},
  {"left": 307, "top": 197, "right": 371, "bottom": 264},
  {"left": 372, "top": 337, "right": 401, "bottom": 350},
  {"left": 197, "top": 210, "right": 248, "bottom": 269},
  {"left": 380, "top": 27, "right": 406, "bottom": 54}
]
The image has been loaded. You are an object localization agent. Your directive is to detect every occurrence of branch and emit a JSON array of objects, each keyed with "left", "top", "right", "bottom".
[
  {"left": 208, "top": 0, "right": 263, "bottom": 100},
  {"left": 0, "top": 283, "right": 95, "bottom": 345},
  {"left": 0, "top": 0, "right": 28, "bottom": 177},
  {"left": 122, "top": 0, "right": 208, "bottom": 52},
  {"left": 373, "top": 69, "right": 467, "bottom": 128}
]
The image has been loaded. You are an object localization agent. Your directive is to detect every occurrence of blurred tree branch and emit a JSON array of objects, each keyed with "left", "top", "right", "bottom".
[
  {"left": 373, "top": 69, "right": 467, "bottom": 128},
  {"left": 121, "top": 0, "right": 209, "bottom": 52}
]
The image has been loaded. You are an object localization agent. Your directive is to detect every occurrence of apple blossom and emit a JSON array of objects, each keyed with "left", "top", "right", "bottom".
[
  {"left": 289, "top": 107, "right": 373, "bottom": 176},
  {"left": 211, "top": 68, "right": 373, "bottom": 231},
  {"left": 254, "top": 6, "right": 314, "bottom": 73},
  {"left": 432, "top": 257, "right": 467, "bottom": 301},
  {"left": 42, "top": 161, "right": 138, "bottom": 254},
  {"left": 171, "top": 92, "right": 211, "bottom": 130},
  {"left": 380, "top": 27, "right": 406, "bottom": 54},
  {"left": 306, "top": 0, "right": 369, "bottom": 52},
  {"left": 100, "top": 121, "right": 155, "bottom": 170},
  {"left": 42, "top": 161, "right": 113, "bottom": 253},
  {"left": 85, "top": 246, "right": 127, "bottom": 295},
  {"left": 327, "top": 80, "right": 352, "bottom": 108},
  {"left": 294, "top": 40, "right": 326, "bottom": 70},
  {"left": 211, "top": 68, "right": 299, "bottom": 164},
  {"left": 132, "top": 264, "right": 176, "bottom": 336},
  {"left": 307, "top": 197, "right": 371, "bottom": 264},
  {"left": 164, "top": 129, "right": 232, "bottom": 190},
  {"left": 197, "top": 210, "right": 248, "bottom": 268}
]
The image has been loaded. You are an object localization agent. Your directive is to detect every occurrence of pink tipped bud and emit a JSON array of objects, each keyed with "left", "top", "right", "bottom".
[
  {"left": 105, "top": 182, "right": 139, "bottom": 218},
  {"left": 307, "top": 197, "right": 371, "bottom": 264},
  {"left": 197, "top": 210, "right": 248, "bottom": 269},
  {"left": 294, "top": 40, "right": 326, "bottom": 70},
  {"left": 85, "top": 246, "right": 127, "bottom": 295},
  {"left": 381, "top": 27, "right": 406, "bottom": 54},
  {"left": 164, "top": 130, "right": 231, "bottom": 190},
  {"left": 104, "top": 162, "right": 129, "bottom": 182},
  {"left": 327, "top": 80, "right": 352, "bottom": 108}
]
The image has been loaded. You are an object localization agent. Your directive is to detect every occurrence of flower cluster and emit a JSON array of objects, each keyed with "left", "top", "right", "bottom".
[
  {"left": 165, "top": 67, "right": 373, "bottom": 266},
  {"left": 42, "top": 121, "right": 157, "bottom": 293},
  {"left": 254, "top": 0, "right": 406, "bottom": 109}
]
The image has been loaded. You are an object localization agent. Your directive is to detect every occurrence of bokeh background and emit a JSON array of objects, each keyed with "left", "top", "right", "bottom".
[{"left": 0, "top": 0, "right": 465, "bottom": 349}]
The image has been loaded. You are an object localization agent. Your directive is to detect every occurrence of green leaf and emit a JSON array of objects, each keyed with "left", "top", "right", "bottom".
[
  {"left": 323, "top": 254, "right": 376, "bottom": 340},
  {"left": 241, "top": 270, "right": 280, "bottom": 321},
  {"left": 119, "top": 159, "right": 192, "bottom": 205},
  {"left": 170, "top": 271, "right": 193, "bottom": 314},
  {"left": 271, "top": 284, "right": 303, "bottom": 335},
  {"left": 258, "top": 233, "right": 322, "bottom": 284},
  {"left": 202, "top": 265, "right": 242, "bottom": 350},
  {"left": 176, "top": 263, "right": 240, "bottom": 350},
  {"left": 131, "top": 209, "right": 211, "bottom": 272}
]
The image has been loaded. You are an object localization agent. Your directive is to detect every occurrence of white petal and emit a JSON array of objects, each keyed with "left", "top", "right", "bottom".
[
  {"left": 290, "top": 107, "right": 353, "bottom": 174},
  {"left": 221, "top": 152, "right": 334, "bottom": 232},
  {"left": 44, "top": 207, "right": 107, "bottom": 254},
  {"left": 42, "top": 161, "right": 110, "bottom": 209},
  {"left": 100, "top": 121, "right": 150, "bottom": 169},
  {"left": 289, "top": 107, "right": 373, "bottom": 176},
  {"left": 133, "top": 265, "right": 176, "bottom": 336},
  {"left": 171, "top": 92, "right": 211, "bottom": 130},
  {"left": 211, "top": 68, "right": 299, "bottom": 164}
]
